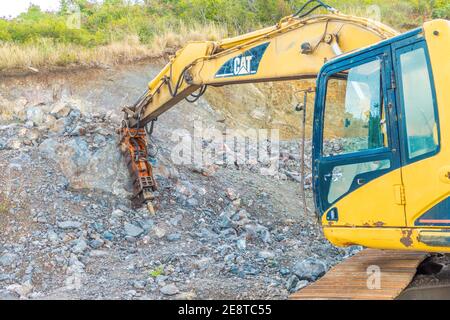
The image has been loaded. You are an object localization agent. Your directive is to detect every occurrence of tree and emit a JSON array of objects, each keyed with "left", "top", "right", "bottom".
[{"left": 18, "top": 4, "right": 44, "bottom": 21}]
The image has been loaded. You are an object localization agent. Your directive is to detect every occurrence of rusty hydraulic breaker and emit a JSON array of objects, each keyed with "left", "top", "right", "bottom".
[{"left": 119, "top": 127, "right": 157, "bottom": 214}]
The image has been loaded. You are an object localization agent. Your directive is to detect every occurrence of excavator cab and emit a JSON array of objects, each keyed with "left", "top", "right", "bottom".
[{"left": 313, "top": 20, "right": 450, "bottom": 252}]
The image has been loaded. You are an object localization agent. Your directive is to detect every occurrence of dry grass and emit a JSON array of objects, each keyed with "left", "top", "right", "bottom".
[
  {"left": 0, "top": 23, "right": 228, "bottom": 72},
  {"left": 0, "top": 193, "right": 10, "bottom": 215}
]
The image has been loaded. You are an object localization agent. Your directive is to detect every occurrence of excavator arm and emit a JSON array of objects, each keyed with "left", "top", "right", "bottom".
[{"left": 119, "top": 2, "right": 399, "bottom": 212}]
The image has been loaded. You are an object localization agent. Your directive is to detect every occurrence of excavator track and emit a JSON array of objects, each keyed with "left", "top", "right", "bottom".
[
  {"left": 398, "top": 285, "right": 450, "bottom": 300},
  {"left": 290, "top": 249, "right": 428, "bottom": 300}
]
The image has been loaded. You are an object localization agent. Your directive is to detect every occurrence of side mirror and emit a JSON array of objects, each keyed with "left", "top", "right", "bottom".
[
  {"left": 293, "top": 87, "right": 315, "bottom": 113},
  {"left": 293, "top": 87, "right": 315, "bottom": 217},
  {"left": 295, "top": 102, "right": 305, "bottom": 112}
]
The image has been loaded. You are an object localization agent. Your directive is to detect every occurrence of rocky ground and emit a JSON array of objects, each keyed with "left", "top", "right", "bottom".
[{"left": 0, "top": 65, "right": 361, "bottom": 300}]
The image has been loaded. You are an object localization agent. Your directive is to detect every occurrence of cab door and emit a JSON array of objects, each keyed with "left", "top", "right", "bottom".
[
  {"left": 313, "top": 45, "right": 406, "bottom": 227},
  {"left": 392, "top": 32, "right": 449, "bottom": 229}
]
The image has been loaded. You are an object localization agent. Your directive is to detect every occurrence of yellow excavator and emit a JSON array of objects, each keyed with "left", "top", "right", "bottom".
[{"left": 119, "top": 1, "right": 450, "bottom": 254}]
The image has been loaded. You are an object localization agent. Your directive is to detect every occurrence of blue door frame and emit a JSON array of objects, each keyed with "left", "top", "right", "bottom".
[{"left": 310, "top": 31, "right": 425, "bottom": 218}]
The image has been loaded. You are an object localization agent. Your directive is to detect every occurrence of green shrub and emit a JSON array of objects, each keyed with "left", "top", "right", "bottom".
[
  {"left": 149, "top": 266, "right": 165, "bottom": 278},
  {"left": 433, "top": 4, "right": 450, "bottom": 19}
]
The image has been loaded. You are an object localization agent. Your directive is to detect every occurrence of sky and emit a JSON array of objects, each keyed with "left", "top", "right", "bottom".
[{"left": 0, "top": 0, "right": 60, "bottom": 18}]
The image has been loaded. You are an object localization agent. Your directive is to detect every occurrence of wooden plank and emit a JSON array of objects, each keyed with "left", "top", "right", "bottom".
[{"left": 290, "top": 249, "right": 427, "bottom": 300}]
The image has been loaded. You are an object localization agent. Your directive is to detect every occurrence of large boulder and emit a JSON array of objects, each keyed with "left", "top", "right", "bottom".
[{"left": 39, "top": 135, "right": 131, "bottom": 198}]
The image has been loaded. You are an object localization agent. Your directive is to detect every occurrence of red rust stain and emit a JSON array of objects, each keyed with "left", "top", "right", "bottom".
[{"left": 400, "top": 229, "right": 414, "bottom": 247}]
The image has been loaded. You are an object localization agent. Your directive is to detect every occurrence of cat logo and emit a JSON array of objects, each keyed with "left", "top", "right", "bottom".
[
  {"left": 234, "top": 56, "right": 253, "bottom": 76},
  {"left": 216, "top": 43, "right": 269, "bottom": 78}
]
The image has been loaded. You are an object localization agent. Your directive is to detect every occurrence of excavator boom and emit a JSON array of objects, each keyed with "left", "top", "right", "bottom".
[{"left": 125, "top": 13, "right": 398, "bottom": 127}]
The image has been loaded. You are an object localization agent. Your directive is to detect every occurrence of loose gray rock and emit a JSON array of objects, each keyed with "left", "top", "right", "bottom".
[
  {"left": 132, "top": 280, "right": 147, "bottom": 290},
  {"left": 0, "top": 253, "right": 18, "bottom": 267},
  {"left": 89, "top": 239, "right": 104, "bottom": 249},
  {"left": 236, "top": 239, "right": 247, "bottom": 251},
  {"left": 139, "top": 219, "right": 154, "bottom": 231},
  {"left": 292, "top": 258, "right": 327, "bottom": 281},
  {"left": 286, "top": 275, "right": 299, "bottom": 292},
  {"left": 124, "top": 290, "right": 137, "bottom": 297},
  {"left": 111, "top": 209, "right": 124, "bottom": 219},
  {"left": 0, "top": 138, "right": 6, "bottom": 150},
  {"left": 0, "top": 289, "right": 19, "bottom": 300},
  {"left": 26, "top": 107, "right": 45, "bottom": 125},
  {"left": 286, "top": 275, "right": 309, "bottom": 293},
  {"left": 70, "top": 125, "right": 86, "bottom": 136},
  {"left": 72, "top": 239, "right": 88, "bottom": 254},
  {"left": 24, "top": 121, "right": 34, "bottom": 128},
  {"left": 195, "top": 228, "right": 218, "bottom": 240},
  {"left": 50, "top": 103, "right": 72, "bottom": 119},
  {"left": 279, "top": 268, "right": 290, "bottom": 276},
  {"left": 186, "top": 198, "right": 199, "bottom": 208},
  {"left": 102, "top": 231, "right": 114, "bottom": 241},
  {"left": 68, "top": 108, "right": 81, "bottom": 120},
  {"left": 166, "top": 233, "right": 181, "bottom": 242},
  {"left": 124, "top": 223, "right": 144, "bottom": 238},
  {"left": 160, "top": 284, "right": 180, "bottom": 296},
  {"left": 294, "top": 280, "right": 309, "bottom": 292},
  {"left": 153, "top": 226, "right": 167, "bottom": 239},
  {"left": 218, "top": 215, "right": 233, "bottom": 229},
  {"left": 6, "top": 282, "right": 33, "bottom": 298},
  {"left": 90, "top": 250, "right": 109, "bottom": 258},
  {"left": 193, "top": 257, "right": 213, "bottom": 270},
  {"left": 258, "top": 250, "right": 275, "bottom": 260},
  {"left": 225, "top": 188, "right": 239, "bottom": 201},
  {"left": 7, "top": 139, "right": 22, "bottom": 150},
  {"left": 58, "top": 221, "right": 82, "bottom": 230},
  {"left": 0, "top": 274, "right": 10, "bottom": 282}
]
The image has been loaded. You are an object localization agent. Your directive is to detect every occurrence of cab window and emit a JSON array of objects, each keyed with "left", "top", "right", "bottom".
[
  {"left": 396, "top": 43, "right": 439, "bottom": 160},
  {"left": 319, "top": 57, "right": 392, "bottom": 207},
  {"left": 323, "top": 58, "right": 387, "bottom": 157}
]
